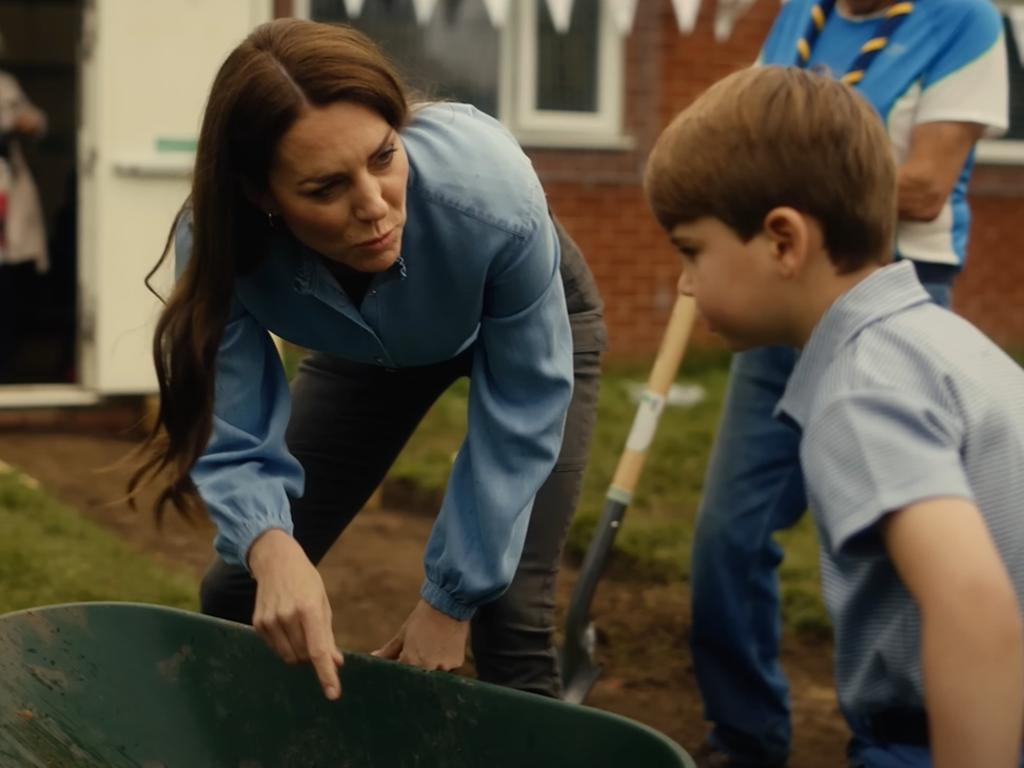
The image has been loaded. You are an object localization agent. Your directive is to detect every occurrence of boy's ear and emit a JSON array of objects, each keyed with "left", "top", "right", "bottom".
[{"left": 762, "top": 207, "right": 809, "bottom": 278}]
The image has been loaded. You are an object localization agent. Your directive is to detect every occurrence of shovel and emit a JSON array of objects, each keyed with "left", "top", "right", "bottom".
[{"left": 561, "top": 295, "right": 698, "bottom": 705}]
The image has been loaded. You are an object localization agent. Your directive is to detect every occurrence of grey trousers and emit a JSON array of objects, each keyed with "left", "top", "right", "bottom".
[{"left": 199, "top": 221, "right": 606, "bottom": 698}]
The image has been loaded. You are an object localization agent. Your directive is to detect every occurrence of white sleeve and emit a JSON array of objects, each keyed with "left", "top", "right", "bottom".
[{"left": 916, "top": 24, "right": 1009, "bottom": 138}]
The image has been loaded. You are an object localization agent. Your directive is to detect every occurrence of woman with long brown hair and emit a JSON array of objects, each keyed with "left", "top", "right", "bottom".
[{"left": 131, "top": 18, "right": 605, "bottom": 701}]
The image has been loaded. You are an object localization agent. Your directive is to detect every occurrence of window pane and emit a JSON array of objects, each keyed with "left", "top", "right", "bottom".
[
  {"left": 535, "top": 0, "right": 599, "bottom": 113},
  {"left": 309, "top": 0, "right": 500, "bottom": 117},
  {"left": 1002, "top": 17, "right": 1023, "bottom": 140}
]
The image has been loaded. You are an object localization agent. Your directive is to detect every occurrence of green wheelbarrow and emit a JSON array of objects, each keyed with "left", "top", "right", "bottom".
[{"left": 0, "top": 602, "right": 694, "bottom": 767}]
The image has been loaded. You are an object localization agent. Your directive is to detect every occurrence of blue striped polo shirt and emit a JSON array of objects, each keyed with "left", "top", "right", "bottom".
[{"left": 776, "top": 261, "right": 1024, "bottom": 716}]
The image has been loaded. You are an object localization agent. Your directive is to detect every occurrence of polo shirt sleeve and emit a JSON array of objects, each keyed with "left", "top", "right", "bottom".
[
  {"left": 801, "top": 388, "right": 973, "bottom": 553},
  {"left": 173, "top": 213, "right": 305, "bottom": 568},
  {"left": 915, "top": 3, "right": 1008, "bottom": 137},
  {"left": 419, "top": 212, "right": 574, "bottom": 621}
]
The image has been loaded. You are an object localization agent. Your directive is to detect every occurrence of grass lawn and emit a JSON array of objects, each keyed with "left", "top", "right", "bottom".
[{"left": 0, "top": 468, "right": 197, "bottom": 615}]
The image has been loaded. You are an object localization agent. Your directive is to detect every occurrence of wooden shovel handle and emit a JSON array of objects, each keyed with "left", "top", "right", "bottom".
[{"left": 610, "top": 296, "right": 698, "bottom": 495}]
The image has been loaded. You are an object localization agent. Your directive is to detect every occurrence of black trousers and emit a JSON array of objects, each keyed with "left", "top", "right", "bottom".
[{"left": 199, "top": 221, "right": 606, "bottom": 698}]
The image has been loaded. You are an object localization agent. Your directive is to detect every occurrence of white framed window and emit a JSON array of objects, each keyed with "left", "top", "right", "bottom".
[
  {"left": 976, "top": 7, "right": 1024, "bottom": 165},
  {"left": 294, "top": 0, "right": 629, "bottom": 149},
  {"left": 501, "top": 0, "right": 626, "bottom": 147}
]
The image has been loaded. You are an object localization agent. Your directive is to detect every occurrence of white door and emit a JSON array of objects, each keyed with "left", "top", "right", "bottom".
[{"left": 78, "top": 0, "right": 272, "bottom": 395}]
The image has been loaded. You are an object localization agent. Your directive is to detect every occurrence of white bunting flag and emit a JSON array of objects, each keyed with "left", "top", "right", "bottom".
[
  {"left": 482, "top": 0, "right": 511, "bottom": 28},
  {"left": 411, "top": 0, "right": 439, "bottom": 26},
  {"left": 605, "top": 0, "right": 639, "bottom": 35},
  {"left": 1010, "top": 7, "right": 1024, "bottom": 69},
  {"left": 545, "top": 0, "right": 575, "bottom": 33},
  {"left": 713, "top": 0, "right": 757, "bottom": 41},
  {"left": 671, "top": 0, "right": 702, "bottom": 34},
  {"left": 343, "top": 0, "right": 365, "bottom": 17}
]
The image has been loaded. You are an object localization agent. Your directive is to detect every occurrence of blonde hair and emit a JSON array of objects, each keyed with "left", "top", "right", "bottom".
[{"left": 644, "top": 66, "right": 896, "bottom": 273}]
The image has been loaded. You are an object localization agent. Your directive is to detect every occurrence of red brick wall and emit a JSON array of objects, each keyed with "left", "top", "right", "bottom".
[
  {"left": 546, "top": 183, "right": 687, "bottom": 356},
  {"left": 960, "top": 167, "right": 1024, "bottom": 350}
]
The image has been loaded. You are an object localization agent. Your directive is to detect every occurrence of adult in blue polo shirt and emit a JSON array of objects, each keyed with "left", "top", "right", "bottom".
[
  {"left": 689, "top": 2, "right": 1008, "bottom": 765},
  {"left": 130, "top": 19, "right": 605, "bottom": 702}
]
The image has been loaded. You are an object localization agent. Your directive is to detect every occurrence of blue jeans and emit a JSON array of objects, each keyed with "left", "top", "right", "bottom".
[{"left": 690, "top": 265, "right": 954, "bottom": 765}]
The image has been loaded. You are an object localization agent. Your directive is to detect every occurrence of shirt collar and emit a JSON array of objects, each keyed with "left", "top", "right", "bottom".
[
  {"left": 288, "top": 234, "right": 407, "bottom": 298},
  {"left": 776, "top": 261, "right": 931, "bottom": 428}
]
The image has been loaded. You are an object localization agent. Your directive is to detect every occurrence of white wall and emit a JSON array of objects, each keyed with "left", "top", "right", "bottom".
[{"left": 79, "top": 0, "right": 272, "bottom": 394}]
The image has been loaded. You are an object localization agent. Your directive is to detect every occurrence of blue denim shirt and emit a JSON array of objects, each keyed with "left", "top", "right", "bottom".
[{"left": 175, "top": 103, "right": 574, "bottom": 620}]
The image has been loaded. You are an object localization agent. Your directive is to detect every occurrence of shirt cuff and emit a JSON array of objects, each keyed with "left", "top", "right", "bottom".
[
  {"left": 219, "top": 518, "right": 295, "bottom": 573},
  {"left": 420, "top": 579, "right": 476, "bottom": 621}
]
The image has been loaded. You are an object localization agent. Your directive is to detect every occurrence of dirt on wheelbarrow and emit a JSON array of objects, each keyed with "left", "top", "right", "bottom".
[{"left": 0, "top": 430, "right": 849, "bottom": 767}]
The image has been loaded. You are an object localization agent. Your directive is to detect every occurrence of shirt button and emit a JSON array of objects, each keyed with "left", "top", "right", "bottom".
[
  {"left": 368, "top": 289, "right": 377, "bottom": 296},
  {"left": 374, "top": 356, "right": 384, "bottom": 365}
]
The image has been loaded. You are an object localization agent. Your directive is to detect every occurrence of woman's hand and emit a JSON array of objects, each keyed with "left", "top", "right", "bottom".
[
  {"left": 248, "top": 529, "right": 344, "bottom": 700},
  {"left": 372, "top": 599, "right": 469, "bottom": 672}
]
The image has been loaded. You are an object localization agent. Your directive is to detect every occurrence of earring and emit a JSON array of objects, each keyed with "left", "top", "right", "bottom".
[{"left": 266, "top": 210, "right": 276, "bottom": 228}]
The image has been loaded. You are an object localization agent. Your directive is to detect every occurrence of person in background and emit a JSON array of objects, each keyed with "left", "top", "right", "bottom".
[{"left": 0, "top": 66, "right": 48, "bottom": 381}]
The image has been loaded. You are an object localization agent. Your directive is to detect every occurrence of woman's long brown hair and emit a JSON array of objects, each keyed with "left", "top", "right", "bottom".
[{"left": 128, "top": 19, "right": 410, "bottom": 522}]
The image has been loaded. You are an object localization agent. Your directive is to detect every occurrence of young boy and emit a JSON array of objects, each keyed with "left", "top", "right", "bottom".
[{"left": 645, "top": 66, "right": 1024, "bottom": 768}]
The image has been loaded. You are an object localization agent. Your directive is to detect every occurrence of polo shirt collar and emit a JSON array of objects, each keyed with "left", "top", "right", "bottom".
[{"left": 777, "top": 261, "right": 931, "bottom": 428}]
